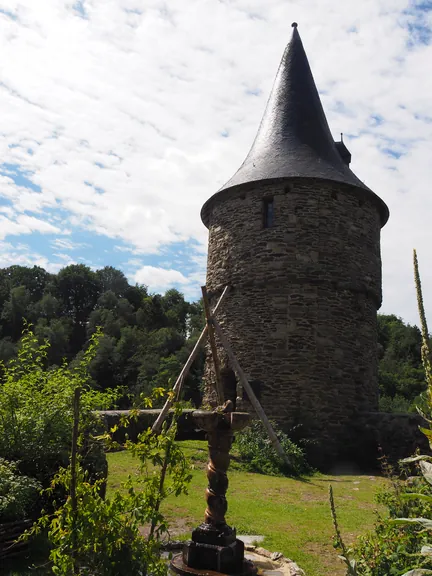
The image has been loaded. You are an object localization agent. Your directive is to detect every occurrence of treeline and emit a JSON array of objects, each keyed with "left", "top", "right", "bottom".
[
  {"left": 0, "top": 264, "right": 427, "bottom": 412},
  {"left": 0, "top": 264, "right": 204, "bottom": 405},
  {"left": 377, "top": 314, "right": 426, "bottom": 412}
]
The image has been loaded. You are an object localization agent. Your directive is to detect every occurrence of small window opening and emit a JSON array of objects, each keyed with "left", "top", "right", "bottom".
[{"left": 263, "top": 198, "right": 274, "bottom": 228}]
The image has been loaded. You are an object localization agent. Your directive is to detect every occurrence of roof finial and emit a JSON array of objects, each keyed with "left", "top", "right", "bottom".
[
  {"left": 341, "top": 132, "right": 344, "bottom": 142},
  {"left": 291, "top": 22, "right": 298, "bottom": 28}
]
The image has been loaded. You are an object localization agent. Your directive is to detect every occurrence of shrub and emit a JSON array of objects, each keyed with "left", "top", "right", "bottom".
[
  {"left": 0, "top": 326, "right": 119, "bottom": 486},
  {"left": 350, "top": 469, "right": 432, "bottom": 575},
  {"left": 331, "top": 251, "right": 432, "bottom": 576},
  {"left": 0, "top": 459, "right": 42, "bottom": 523},
  {"left": 25, "top": 390, "right": 191, "bottom": 576},
  {"left": 234, "top": 419, "right": 311, "bottom": 476},
  {"left": 29, "top": 466, "right": 164, "bottom": 576}
]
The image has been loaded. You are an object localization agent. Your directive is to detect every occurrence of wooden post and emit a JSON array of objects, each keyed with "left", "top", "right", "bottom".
[
  {"left": 152, "top": 286, "right": 230, "bottom": 434},
  {"left": 70, "top": 387, "right": 81, "bottom": 574},
  {"left": 201, "top": 285, "right": 224, "bottom": 405},
  {"left": 212, "top": 318, "right": 291, "bottom": 468}
]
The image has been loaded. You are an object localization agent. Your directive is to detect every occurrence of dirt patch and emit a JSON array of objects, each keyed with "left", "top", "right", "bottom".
[
  {"left": 139, "top": 511, "right": 194, "bottom": 539},
  {"left": 305, "top": 541, "right": 346, "bottom": 576}
]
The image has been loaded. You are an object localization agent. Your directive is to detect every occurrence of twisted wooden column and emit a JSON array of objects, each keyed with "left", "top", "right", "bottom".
[
  {"left": 204, "top": 429, "right": 233, "bottom": 527},
  {"left": 171, "top": 410, "right": 254, "bottom": 576}
]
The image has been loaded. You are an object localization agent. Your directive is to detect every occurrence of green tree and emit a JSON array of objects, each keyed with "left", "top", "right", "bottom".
[
  {"left": 55, "top": 264, "right": 102, "bottom": 353},
  {"left": 97, "top": 266, "right": 130, "bottom": 297},
  {"left": 377, "top": 314, "right": 426, "bottom": 411},
  {"left": 161, "top": 288, "right": 189, "bottom": 335},
  {"left": 1, "top": 285, "right": 32, "bottom": 339},
  {"left": 3, "top": 265, "right": 51, "bottom": 301}
]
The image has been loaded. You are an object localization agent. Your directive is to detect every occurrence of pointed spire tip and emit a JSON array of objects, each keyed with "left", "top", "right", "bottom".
[{"left": 291, "top": 22, "right": 298, "bottom": 28}]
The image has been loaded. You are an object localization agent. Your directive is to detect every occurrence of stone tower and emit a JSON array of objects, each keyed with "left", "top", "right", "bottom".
[{"left": 201, "top": 24, "right": 389, "bottom": 466}]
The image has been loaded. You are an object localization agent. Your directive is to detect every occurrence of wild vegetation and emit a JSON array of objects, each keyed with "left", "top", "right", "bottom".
[
  {"left": 0, "top": 324, "right": 192, "bottom": 574},
  {"left": 234, "top": 419, "right": 312, "bottom": 476},
  {"left": 330, "top": 250, "right": 432, "bottom": 576}
]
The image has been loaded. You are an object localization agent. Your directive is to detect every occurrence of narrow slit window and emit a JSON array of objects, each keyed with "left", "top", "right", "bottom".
[{"left": 263, "top": 198, "right": 274, "bottom": 228}]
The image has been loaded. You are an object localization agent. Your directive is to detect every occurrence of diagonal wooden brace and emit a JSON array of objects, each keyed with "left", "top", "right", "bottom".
[
  {"left": 212, "top": 317, "right": 291, "bottom": 468},
  {"left": 152, "top": 286, "right": 230, "bottom": 434}
]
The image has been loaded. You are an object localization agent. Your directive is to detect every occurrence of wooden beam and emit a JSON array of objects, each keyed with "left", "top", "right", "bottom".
[
  {"left": 70, "top": 387, "right": 81, "bottom": 575},
  {"left": 201, "top": 285, "right": 224, "bottom": 405},
  {"left": 152, "top": 286, "right": 230, "bottom": 433},
  {"left": 212, "top": 318, "right": 291, "bottom": 468}
]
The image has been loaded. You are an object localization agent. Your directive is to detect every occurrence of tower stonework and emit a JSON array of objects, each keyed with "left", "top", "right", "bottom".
[{"left": 201, "top": 25, "right": 389, "bottom": 466}]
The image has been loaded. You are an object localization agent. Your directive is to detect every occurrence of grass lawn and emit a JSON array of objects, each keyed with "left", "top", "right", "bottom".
[{"left": 107, "top": 441, "right": 388, "bottom": 576}]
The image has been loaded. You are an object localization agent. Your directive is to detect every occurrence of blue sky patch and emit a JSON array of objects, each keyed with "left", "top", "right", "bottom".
[{"left": 0, "top": 163, "right": 41, "bottom": 193}]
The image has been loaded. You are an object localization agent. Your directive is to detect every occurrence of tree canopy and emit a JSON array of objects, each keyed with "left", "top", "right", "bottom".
[
  {"left": 377, "top": 314, "right": 426, "bottom": 412},
  {"left": 0, "top": 264, "right": 204, "bottom": 406}
]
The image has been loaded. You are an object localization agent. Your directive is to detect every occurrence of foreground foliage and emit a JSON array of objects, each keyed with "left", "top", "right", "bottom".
[
  {"left": 0, "top": 327, "right": 116, "bottom": 487},
  {"left": 331, "top": 250, "right": 432, "bottom": 576},
  {"left": 21, "top": 388, "right": 192, "bottom": 575},
  {"left": 0, "top": 459, "right": 42, "bottom": 523},
  {"left": 353, "top": 469, "right": 432, "bottom": 575},
  {"left": 28, "top": 467, "right": 156, "bottom": 576}
]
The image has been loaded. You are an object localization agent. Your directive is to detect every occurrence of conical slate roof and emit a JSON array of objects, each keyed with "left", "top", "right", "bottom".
[{"left": 202, "top": 24, "right": 389, "bottom": 226}]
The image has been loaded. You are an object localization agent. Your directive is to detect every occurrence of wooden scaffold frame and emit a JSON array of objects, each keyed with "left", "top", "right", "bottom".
[{"left": 152, "top": 285, "right": 290, "bottom": 468}]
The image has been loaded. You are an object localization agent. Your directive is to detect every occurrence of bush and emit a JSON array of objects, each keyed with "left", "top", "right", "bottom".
[
  {"left": 0, "top": 459, "right": 42, "bottom": 523},
  {"left": 26, "top": 392, "right": 191, "bottom": 576},
  {"left": 234, "top": 419, "right": 311, "bottom": 476},
  {"left": 331, "top": 252, "right": 432, "bottom": 576},
  {"left": 0, "top": 327, "right": 119, "bottom": 486},
  {"left": 29, "top": 466, "right": 162, "bottom": 576},
  {"left": 378, "top": 394, "right": 412, "bottom": 413},
  {"left": 351, "top": 470, "right": 432, "bottom": 575}
]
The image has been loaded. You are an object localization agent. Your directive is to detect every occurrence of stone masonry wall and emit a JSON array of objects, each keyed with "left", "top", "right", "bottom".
[{"left": 203, "top": 178, "right": 383, "bottom": 466}]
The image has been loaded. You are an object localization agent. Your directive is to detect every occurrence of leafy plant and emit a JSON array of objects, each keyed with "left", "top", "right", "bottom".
[
  {"left": 104, "top": 387, "right": 193, "bottom": 540},
  {"left": 23, "top": 388, "right": 191, "bottom": 575},
  {"left": 388, "top": 251, "right": 432, "bottom": 576},
  {"left": 27, "top": 465, "right": 164, "bottom": 576},
  {"left": 329, "top": 485, "right": 359, "bottom": 575},
  {"left": 352, "top": 469, "right": 432, "bottom": 576},
  {"left": 234, "top": 419, "right": 311, "bottom": 476},
  {"left": 0, "top": 326, "right": 119, "bottom": 486},
  {"left": 0, "top": 459, "right": 42, "bottom": 523},
  {"left": 330, "top": 250, "right": 432, "bottom": 576}
]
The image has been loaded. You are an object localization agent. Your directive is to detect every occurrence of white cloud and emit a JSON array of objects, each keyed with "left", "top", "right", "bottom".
[
  {"left": 0, "top": 214, "right": 63, "bottom": 239},
  {"left": 0, "top": 240, "right": 73, "bottom": 273},
  {"left": 0, "top": 1, "right": 430, "bottom": 322},
  {"left": 51, "top": 238, "right": 87, "bottom": 251},
  {"left": 133, "top": 265, "right": 189, "bottom": 292}
]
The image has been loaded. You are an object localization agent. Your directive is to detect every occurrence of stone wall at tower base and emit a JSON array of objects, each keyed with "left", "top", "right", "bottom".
[
  {"left": 356, "top": 411, "right": 429, "bottom": 469},
  {"left": 275, "top": 410, "right": 429, "bottom": 471}
]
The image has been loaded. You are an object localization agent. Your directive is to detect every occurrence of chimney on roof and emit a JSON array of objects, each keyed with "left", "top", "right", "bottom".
[{"left": 335, "top": 133, "right": 351, "bottom": 166}]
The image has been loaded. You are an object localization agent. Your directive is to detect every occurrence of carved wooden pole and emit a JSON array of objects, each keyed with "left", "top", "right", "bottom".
[{"left": 204, "top": 427, "right": 232, "bottom": 527}]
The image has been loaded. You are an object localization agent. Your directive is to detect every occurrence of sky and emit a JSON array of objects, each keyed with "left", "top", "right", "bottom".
[{"left": 0, "top": 0, "right": 431, "bottom": 326}]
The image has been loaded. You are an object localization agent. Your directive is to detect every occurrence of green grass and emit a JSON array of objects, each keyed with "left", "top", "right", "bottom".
[{"left": 107, "top": 441, "right": 388, "bottom": 576}]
